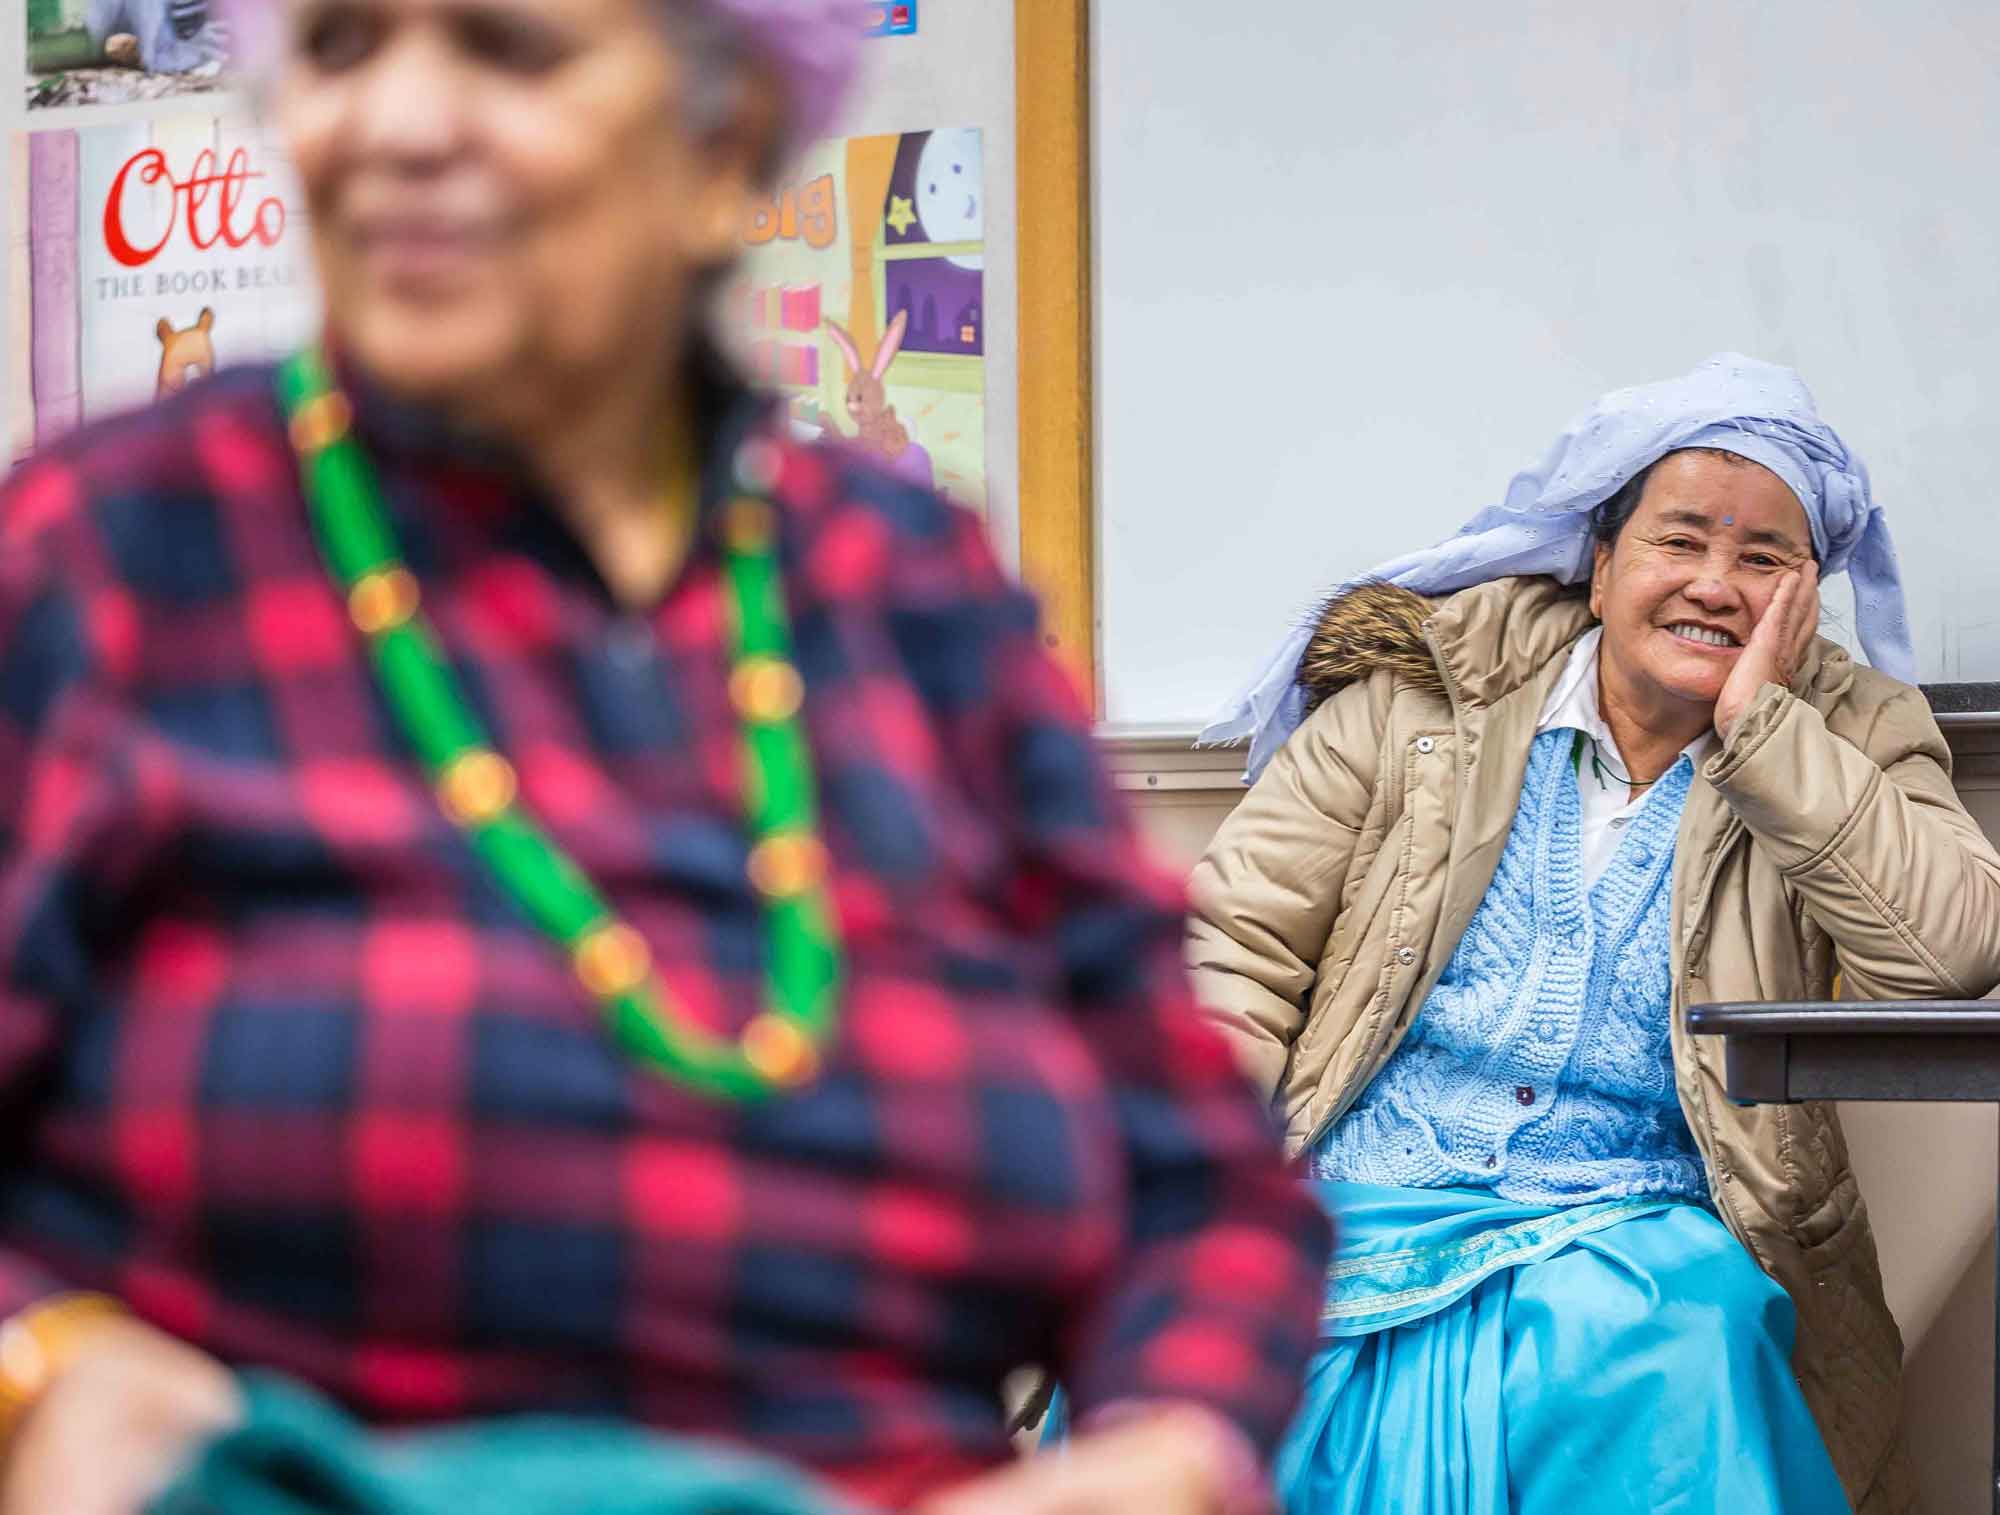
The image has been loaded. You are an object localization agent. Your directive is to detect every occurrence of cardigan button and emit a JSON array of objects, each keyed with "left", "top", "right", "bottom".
[
  {"left": 1396, "top": 947, "right": 1417, "bottom": 966},
  {"left": 1516, "top": 1085, "right": 1536, "bottom": 1106},
  {"left": 1415, "top": 736, "right": 1436, "bottom": 755}
]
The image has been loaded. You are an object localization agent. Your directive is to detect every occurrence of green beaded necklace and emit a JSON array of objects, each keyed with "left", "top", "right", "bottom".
[{"left": 277, "top": 348, "right": 843, "bottom": 1102}]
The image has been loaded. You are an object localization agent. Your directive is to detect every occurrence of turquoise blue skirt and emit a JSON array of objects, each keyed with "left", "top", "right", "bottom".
[{"left": 1277, "top": 1182, "right": 1849, "bottom": 1515}]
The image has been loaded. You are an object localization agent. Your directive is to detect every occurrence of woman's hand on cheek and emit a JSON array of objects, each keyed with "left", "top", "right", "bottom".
[
  {"left": 1714, "top": 561, "right": 1821, "bottom": 745},
  {"left": 913, "top": 1406, "right": 1267, "bottom": 1515}
]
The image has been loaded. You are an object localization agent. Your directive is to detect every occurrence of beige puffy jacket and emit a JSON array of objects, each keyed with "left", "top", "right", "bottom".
[{"left": 1187, "top": 576, "right": 2000, "bottom": 1514}]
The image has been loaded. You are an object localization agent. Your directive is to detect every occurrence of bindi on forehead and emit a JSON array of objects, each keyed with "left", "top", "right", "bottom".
[{"left": 1653, "top": 505, "right": 1807, "bottom": 554}]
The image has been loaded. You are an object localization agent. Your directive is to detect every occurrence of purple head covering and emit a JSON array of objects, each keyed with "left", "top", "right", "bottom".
[
  {"left": 219, "top": 0, "right": 863, "bottom": 153},
  {"left": 702, "top": 0, "right": 866, "bottom": 150}
]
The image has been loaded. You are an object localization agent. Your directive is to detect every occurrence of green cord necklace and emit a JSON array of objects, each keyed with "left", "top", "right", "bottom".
[{"left": 277, "top": 348, "right": 843, "bottom": 1102}]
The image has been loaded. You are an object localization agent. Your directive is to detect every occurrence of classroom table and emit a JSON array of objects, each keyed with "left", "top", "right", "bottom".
[{"left": 1686, "top": 1001, "right": 2000, "bottom": 1515}]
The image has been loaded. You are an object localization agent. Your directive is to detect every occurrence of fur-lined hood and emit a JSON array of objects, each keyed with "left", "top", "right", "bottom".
[
  {"left": 1297, "top": 582, "right": 1445, "bottom": 710},
  {"left": 1298, "top": 578, "right": 1600, "bottom": 714}
]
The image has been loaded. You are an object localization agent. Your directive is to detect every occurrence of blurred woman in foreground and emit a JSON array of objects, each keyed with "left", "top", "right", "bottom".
[{"left": 0, "top": 3, "right": 1329, "bottom": 1511}]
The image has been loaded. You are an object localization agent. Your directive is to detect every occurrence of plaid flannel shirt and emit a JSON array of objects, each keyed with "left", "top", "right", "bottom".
[{"left": 0, "top": 362, "right": 1329, "bottom": 1506}]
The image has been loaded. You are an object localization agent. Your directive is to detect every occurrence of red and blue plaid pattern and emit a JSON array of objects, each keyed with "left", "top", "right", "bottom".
[{"left": 0, "top": 363, "right": 1329, "bottom": 1505}]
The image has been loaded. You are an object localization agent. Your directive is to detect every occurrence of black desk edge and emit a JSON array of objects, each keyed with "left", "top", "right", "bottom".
[{"left": 1687, "top": 1001, "right": 2000, "bottom": 1037}]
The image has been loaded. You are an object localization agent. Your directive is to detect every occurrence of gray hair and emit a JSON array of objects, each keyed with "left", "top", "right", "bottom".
[{"left": 651, "top": 1, "right": 787, "bottom": 181}]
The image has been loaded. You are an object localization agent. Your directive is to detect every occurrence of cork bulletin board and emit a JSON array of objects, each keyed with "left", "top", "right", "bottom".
[{"left": 1, "top": 2, "right": 1097, "bottom": 702}]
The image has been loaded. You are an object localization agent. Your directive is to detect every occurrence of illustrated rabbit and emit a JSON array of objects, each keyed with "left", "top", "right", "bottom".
[{"left": 825, "top": 310, "right": 913, "bottom": 461}]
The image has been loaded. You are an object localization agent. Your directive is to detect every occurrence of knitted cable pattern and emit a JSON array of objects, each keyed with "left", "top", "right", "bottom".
[{"left": 1313, "top": 728, "right": 1707, "bottom": 1206}]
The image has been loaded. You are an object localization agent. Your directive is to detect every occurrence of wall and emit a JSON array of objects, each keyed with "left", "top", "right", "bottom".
[{"left": 1109, "top": 730, "right": 2000, "bottom": 1513}]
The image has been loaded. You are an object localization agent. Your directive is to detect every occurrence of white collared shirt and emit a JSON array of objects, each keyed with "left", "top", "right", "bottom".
[{"left": 1535, "top": 628, "right": 1715, "bottom": 888}]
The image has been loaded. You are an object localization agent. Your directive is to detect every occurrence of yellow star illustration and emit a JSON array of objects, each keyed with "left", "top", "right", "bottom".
[{"left": 886, "top": 194, "right": 918, "bottom": 236}]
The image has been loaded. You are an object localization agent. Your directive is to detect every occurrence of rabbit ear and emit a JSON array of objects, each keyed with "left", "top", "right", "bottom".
[
  {"left": 197, "top": 307, "right": 215, "bottom": 331},
  {"left": 871, "top": 309, "right": 909, "bottom": 380},
  {"left": 824, "top": 321, "right": 862, "bottom": 376},
  {"left": 156, "top": 318, "right": 174, "bottom": 344}
]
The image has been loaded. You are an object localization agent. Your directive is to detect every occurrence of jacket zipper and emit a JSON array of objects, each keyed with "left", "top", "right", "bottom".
[{"left": 1300, "top": 620, "right": 1472, "bottom": 1150}]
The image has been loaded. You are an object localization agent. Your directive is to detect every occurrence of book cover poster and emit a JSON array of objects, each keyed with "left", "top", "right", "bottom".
[
  {"left": 735, "top": 127, "right": 986, "bottom": 514},
  {"left": 27, "top": 0, "right": 234, "bottom": 110},
  {"left": 9, "top": 116, "right": 320, "bottom": 462}
]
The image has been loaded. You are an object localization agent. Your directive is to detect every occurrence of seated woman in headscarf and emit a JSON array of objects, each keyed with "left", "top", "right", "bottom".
[
  {"left": 0, "top": 3, "right": 1331, "bottom": 1513},
  {"left": 1188, "top": 355, "right": 2000, "bottom": 1515}
]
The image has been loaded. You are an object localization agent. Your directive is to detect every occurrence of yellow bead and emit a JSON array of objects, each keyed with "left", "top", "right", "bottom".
[
  {"left": 348, "top": 568, "right": 420, "bottom": 636},
  {"left": 723, "top": 497, "right": 777, "bottom": 553},
  {"left": 289, "top": 391, "right": 354, "bottom": 454},
  {"left": 574, "top": 923, "right": 652, "bottom": 999},
  {"left": 741, "top": 1013, "right": 819, "bottom": 1087},
  {"left": 437, "top": 750, "right": 517, "bottom": 827},
  {"left": 729, "top": 657, "right": 805, "bottom": 724},
  {"left": 747, "top": 833, "right": 828, "bottom": 900}
]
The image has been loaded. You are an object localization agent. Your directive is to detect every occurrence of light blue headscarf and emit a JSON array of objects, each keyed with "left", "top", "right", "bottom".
[{"left": 1205, "top": 353, "right": 1913, "bottom": 782}]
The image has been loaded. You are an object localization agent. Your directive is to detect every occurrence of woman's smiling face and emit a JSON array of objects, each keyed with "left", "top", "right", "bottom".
[{"left": 1590, "top": 449, "right": 1815, "bottom": 715}]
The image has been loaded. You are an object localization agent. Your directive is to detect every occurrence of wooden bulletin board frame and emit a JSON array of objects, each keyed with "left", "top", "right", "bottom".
[{"left": 1014, "top": 0, "right": 1097, "bottom": 705}]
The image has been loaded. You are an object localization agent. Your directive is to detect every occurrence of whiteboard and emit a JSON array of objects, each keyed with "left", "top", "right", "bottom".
[{"left": 1093, "top": 0, "right": 2000, "bottom": 727}]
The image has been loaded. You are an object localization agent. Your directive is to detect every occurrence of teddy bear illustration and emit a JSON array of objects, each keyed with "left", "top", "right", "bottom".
[
  {"left": 824, "top": 309, "right": 933, "bottom": 488},
  {"left": 88, "top": 0, "right": 228, "bottom": 76},
  {"left": 156, "top": 308, "right": 216, "bottom": 397}
]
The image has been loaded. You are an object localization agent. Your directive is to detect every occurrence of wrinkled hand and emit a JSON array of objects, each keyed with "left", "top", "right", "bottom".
[
  {"left": 0, "top": 1318, "right": 241, "bottom": 1515},
  {"left": 1715, "top": 562, "right": 1820, "bottom": 745},
  {"left": 915, "top": 1408, "right": 1259, "bottom": 1515}
]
